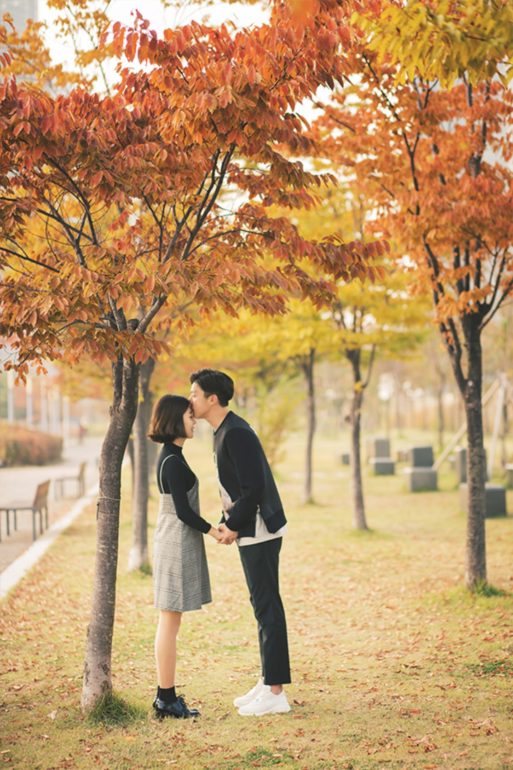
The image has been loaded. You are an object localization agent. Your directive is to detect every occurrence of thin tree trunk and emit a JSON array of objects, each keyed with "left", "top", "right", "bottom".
[
  {"left": 446, "top": 316, "right": 487, "bottom": 589},
  {"left": 462, "top": 327, "right": 487, "bottom": 588},
  {"left": 348, "top": 349, "right": 368, "bottom": 531},
  {"left": 128, "top": 357, "right": 155, "bottom": 572},
  {"left": 81, "top": 356, "right": 139, "bottom": 711},
  {"left": 302, "top": 349, "right": 316, "bottom": 505},
  {"left": 464, "top": 393, "right": 487, "bottom": 587}
]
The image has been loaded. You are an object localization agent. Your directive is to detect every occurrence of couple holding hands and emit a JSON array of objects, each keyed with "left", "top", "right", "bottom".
[{"left": 149, "top": 369, "right": 291, "bottom": 719}]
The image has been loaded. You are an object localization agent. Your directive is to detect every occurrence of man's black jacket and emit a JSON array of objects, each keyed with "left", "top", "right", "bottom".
[{"left": 213, "top": 411, "right": 287, "bottom": 537}]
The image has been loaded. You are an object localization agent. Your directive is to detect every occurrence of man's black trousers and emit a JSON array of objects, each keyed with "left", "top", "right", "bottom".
[{"left": 238, "top": 537, "right": 291, "bottom": 686}]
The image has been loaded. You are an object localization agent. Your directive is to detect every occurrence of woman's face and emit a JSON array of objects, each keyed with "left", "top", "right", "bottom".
[{"left": 183, "top": 406, "right": 196, "bottom": 440}]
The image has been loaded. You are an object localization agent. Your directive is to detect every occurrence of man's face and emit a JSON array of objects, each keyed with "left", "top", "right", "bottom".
[{"left": 189, "top": 381, "right": 214, "bottom": 418}]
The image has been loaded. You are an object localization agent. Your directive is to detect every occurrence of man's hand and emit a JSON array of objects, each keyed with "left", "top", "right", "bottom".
[
  {"left": 208, "top": 526, "right": 223, "bottom": 542},
  {"left": 217, "top": 522, "right": 238, "bottom": 545}
]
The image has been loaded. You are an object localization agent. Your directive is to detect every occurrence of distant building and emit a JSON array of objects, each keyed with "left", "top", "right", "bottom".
[{"left": 0, "top": 0, "right": 38, "bottom": 30}]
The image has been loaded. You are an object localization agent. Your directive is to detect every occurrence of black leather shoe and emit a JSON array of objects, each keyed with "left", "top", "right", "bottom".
[{"left": 153, "top": 695, "right": 200, "bottom": 719}]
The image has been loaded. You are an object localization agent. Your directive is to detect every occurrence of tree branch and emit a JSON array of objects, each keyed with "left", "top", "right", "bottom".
[{"left": 0, "top": 245, "right": 60, "bottom": 273}]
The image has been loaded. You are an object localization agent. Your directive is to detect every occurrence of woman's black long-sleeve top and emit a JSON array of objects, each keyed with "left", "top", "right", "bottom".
[{"left": 157, "top": 443, "right": 211, "bottom": 534}]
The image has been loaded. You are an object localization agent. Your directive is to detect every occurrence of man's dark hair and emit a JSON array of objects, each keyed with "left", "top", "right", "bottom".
[
  {"left": 148, "top": 395, "right": 190, "bottom": 443},
  {"left": 189, "top": 369, "right": 234, "bottom": 407}
]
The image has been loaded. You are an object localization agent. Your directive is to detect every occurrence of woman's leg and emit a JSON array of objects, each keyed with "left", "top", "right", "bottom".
[{"left": 155, "top": 610, "right": 182, "bottom": 688}]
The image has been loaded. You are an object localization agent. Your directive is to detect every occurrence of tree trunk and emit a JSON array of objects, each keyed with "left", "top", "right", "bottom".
[
  {"left": 128, "top": 357, "right": 155, "bottom": 572},
  {"left": 463, "top": 356, "right": 487, "bottom": 588},
  {"left": 302, "top": 349, "right": 316, "bottom": 505},
  {"left": 348, "top": 349, "right": 368, "bottom": 531},
  {"left": 446, "top": 316, "right": 487, "bottom": 589},
  {"left": 464, "top": 387, "right": 487, "bottom": 588},
  {"left": 81, "top": 356, "right": 139, "bottom": 711}
]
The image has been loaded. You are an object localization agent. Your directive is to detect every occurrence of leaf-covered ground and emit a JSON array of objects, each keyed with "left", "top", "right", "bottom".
[{"left": 1, "top": 433, "right": 512, "bottom": 770}]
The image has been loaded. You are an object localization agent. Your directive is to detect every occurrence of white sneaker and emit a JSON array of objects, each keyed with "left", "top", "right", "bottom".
[
  {"left": 233, "top": 678, "right": 268, "bottom": 708},
  {"left": 238, "top": 688, "right": 291, "bottom": 716}
]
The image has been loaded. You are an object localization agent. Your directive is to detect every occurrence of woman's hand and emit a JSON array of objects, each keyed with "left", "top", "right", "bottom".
[
  {"left": 208, "top": 526, "right": 222, "bottom": 541},
  {"left": 217, "top": 523, "right": 238, "bottom": 545}
]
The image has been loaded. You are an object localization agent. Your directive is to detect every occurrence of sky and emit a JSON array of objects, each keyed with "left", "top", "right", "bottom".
[
  {"left": 33, "top": 0, "right": 327, "bottom": 118},
  {"left": 39, "top": 0, "right": 267, "bottom": 70}
]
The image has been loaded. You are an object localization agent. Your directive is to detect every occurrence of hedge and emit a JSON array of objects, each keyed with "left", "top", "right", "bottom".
[{"left": 0, "top": 422, "right": 63, "bottom": 467}]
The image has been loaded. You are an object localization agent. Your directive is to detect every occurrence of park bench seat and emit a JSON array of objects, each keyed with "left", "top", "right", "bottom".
[
  {"left": 0, "top": 479, "right": 51, "bottom": 542},
  {"left": 54, "top": 461, "right": 87, "bottom": 499}
]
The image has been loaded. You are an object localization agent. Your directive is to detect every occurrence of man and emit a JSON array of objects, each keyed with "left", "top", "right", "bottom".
[{"left": 189, "top": 368, "right": 291, "bottom": 716}]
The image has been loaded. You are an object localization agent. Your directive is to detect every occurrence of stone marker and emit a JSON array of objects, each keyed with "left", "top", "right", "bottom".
[
  {"left": 373, "top": 437, "right": 391, "bottom": 459},
  {"left": 409, "top": 446, "right": 434, "bottom": 468},
  {"left": 404, "top": 467, "right": 438, "bottom": 492},
  {"left": 371, "top": 458, "right": 395, "bottom": 475},
  {"left": 367, "top": 437, "right": 394, "bottom": 475},
  {"left": 460, "top": 483, "right": 508, "bottom": 517},
  {"left": 455, "top": 446, "right": 467, "bottom": 483},
  {"left": 454, "top": 446, "right": 488, "bottom": 483}
]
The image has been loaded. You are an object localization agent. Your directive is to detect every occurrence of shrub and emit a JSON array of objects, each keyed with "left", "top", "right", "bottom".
[{"left": 0, "top": 422, "right": 63, "bottom": 466}]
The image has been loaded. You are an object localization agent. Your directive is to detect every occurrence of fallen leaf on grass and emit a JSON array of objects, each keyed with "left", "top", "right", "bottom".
[
  {"left": 409, "top": 735, "right": 437, "bottom": 752},
  {"left": 399, "top": 708, "right": 421, "bottom": 717},
  {"left": 469, "top": 719, "right": 499, "bottom": 735}
]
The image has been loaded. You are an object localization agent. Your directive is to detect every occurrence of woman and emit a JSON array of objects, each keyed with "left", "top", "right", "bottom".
[{"left": 148, "top": 394, "right": 221, "bottom": 719}]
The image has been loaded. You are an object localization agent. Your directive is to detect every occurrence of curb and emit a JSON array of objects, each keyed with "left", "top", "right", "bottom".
[{"left": 0, "top": 484, "right": 99, "bottom": 600}]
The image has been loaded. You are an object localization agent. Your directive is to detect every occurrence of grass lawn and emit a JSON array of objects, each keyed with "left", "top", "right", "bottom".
[{"left": 1, "top": 432, "right": 512, "bottom": 770}]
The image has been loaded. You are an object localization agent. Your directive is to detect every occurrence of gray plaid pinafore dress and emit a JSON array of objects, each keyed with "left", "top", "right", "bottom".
[{"left": 153, "top": 455, "right": 212, "bottom": 612}]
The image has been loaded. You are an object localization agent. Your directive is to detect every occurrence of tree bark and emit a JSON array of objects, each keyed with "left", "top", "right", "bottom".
[
  {"left": 128, "top": 357, "right": 155, "bottom": 572},
  {"left": 302, "top": 349, "right": 316, "bottom": 505},
  {"left": 445, "top": 315, "right": 487, "bottom": 589},
  {"left": 81, "top": 356, "right": 139, "bottom": 711},
  {"left": 347, "top": 349, "right": 368, "bottom": 531},
  {"left": 462, "top": 324, "right": 487, "bottom": 589}
]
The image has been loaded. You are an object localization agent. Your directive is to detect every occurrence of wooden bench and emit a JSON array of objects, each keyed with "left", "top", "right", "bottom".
[
  {"left": 54, "top": 461, "right": 87, "bottom": 499},
  {"left": 0, "top": 480, "right": 51, "bottom": 541}
]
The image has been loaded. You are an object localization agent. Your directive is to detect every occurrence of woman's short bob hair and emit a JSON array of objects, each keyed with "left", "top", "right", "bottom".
[{"left": 148, "top": 395, "right": 190, "bottom": 443}]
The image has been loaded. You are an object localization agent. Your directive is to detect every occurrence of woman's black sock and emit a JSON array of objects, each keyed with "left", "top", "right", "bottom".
[{"left": 158, "top": 686, "right": 177, "bottom": 704}]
